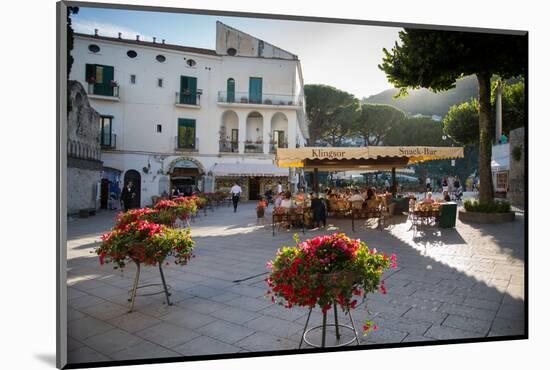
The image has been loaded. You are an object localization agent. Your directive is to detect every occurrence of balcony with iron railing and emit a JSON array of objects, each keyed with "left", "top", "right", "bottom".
[
  {"left": 219, "top": 140, "right": 239, "bottom": 153},
  {"left": 269, "top": 141, "right": 288, "bottom": 154},
  {"left": 100, "top": 132, "right": 116, "bottom": 149},
  {"left": 217, "top": 91, "right": 302, "bottom": 107},
  {"left": 87, "top": 82, "right": 120, "bottom": 101},
  {"left": 175, "top": 136, "right": 199, "bottom": 152},
  {"left": 175, "top": 89, "right": 202, "bottom": 108},
  {"left": 244, "top": 141, "right": 264, "bottom": 153}
]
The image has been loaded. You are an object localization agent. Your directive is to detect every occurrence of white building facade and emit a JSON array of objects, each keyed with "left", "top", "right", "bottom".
[{"left": 70, "top": 22, "right": 308, "bottom": 207}]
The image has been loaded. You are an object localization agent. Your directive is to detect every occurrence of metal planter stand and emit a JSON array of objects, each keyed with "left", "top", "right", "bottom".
[
  {"left": 299, "top": 301, "right": 361, "bottom": 349},
  {"left": 127, "top": 261, "right": 172, "bottom": 313}
]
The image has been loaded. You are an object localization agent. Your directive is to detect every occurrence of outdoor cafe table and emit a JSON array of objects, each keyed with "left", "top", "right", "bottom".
[{"left": 272, "top": 207, "right": 308, "bottom": 236}]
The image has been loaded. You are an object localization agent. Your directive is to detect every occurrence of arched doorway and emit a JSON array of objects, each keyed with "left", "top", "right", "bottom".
[
  {"left": 245, "top": 111, "right": 264, "bottom": 153},
  {"left": 220, "top": 110, "right": 239, "bottom": 153},
  {"left": 123, "top": 170, "right": 141, "bottom": 208},
  {"left": 271, "top": 112, "right": 289, "bottom": 152},
  {"left": 167, "top": 157, "right": 205, "bottom": 196}
]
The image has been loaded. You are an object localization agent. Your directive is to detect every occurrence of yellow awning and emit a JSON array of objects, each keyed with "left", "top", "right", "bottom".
[{"left": 275, "top": 146, "right": 464, "bottom": 168}]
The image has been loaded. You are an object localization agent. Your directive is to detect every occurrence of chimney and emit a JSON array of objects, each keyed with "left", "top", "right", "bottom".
[
  {"left": 118, "top": 32, "right": 122, "bottom": 39},
  {"left": 162, "top": 39, "right": 165, "bottom": 45},
  {"left": 94, "top": 28, "right": 98, "bottom": 36},
  {"left": 136, "top": 35, "right": 140, "bottom": 41},
  {"left": 495, "top": 80, "right": 503, "bottom": 141},
  {"left": 153, "top": 37, "right": 156, "bottom": 43}
]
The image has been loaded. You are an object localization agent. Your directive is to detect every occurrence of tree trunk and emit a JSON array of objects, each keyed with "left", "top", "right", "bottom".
[{"left": 477, "top": 72, "right": 494, "bottom": 203}]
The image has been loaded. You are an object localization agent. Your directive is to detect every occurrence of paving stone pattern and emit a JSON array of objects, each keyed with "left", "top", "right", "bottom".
[{"left": 66, "top": 202, "right": 525, "bottom": 364}]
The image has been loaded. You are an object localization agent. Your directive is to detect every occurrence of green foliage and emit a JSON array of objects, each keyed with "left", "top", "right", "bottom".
[
  {"left": 463, "top": 199, "right": 511, "bottom": 213},
  {"left": 499, "top": 80, "right": 526, "bottom": 132},
  {"left": 352, "top": 104, "right": 405, "bottom": 145},
  {"left": 379, "top": 28, "right": 526, "bottom": 204},
  {"left": 304, "top": 84, "right": 360, "bottom": 146},
  {"left": 384, "top": 117, "right": 447, "bottom": 146},
  {"left": 67, "top": 7, "right": 79, "bottom": 78},
  {"left": 379, "top": 30, "right": 527, "bottom": 94},
  {"left": 444, "top": 81, "right": 525, "bottom": 145},
  {"left": 443, "top": 99, "right": 480, "bottom": 145}
]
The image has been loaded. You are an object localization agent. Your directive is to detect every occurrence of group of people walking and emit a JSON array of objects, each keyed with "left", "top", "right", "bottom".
[{"left": 425, "top": 175, "right": 463, "bottom": 201}]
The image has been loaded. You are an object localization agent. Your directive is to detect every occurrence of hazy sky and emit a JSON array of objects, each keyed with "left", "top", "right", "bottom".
[{"left": 72, "top": 7, "right": 402, "bottom": 98}]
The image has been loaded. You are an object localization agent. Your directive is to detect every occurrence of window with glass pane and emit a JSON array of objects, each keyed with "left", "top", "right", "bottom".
[
  {"left": 100, "top": 116, "right": 113, "bottom": 146},
  {"left": 178, "top": 119, "right": 196, "bottom": 149}
]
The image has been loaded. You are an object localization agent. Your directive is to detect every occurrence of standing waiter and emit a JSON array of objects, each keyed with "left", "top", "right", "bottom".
[
  {"left": 230, "top": 182, "right": 242, "bottom": 213},
  {"left": 121, "top": 180, "right": 137, "bottom": 211}
]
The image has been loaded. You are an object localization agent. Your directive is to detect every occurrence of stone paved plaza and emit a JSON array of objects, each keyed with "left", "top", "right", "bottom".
[{"left": 66, "top": 201, "right": 525, "bottom": 364}]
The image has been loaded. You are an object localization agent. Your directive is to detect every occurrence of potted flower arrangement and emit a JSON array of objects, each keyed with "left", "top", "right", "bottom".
[
  {"left": 86, "top": 76, "right": 96, "bottom": 94},
  {"left": 170, "top": 196, "right": 199, "bottom": 218},
  {"left": 96, "top": 209, "right": 194, "bottom": 269},
  {"left": 266, "top": 233, "right": 397, "bottom": 342},
  {"left": 96, "top": 207, "right": 195, "bottom": 311}
]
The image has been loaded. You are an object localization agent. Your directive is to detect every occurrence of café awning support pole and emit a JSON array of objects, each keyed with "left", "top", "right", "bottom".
[
  {"left": 313, "top": 167, "right": 319, "bottom": 193},
  {"left": 391, "top": 167, "right": 397, "bottom": 196}
]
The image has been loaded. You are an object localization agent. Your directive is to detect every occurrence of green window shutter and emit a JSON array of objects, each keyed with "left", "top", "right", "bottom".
[
  {"left": 180, "top": 76, "right": 188, "bottom": 103},
  {"left": 180, "top": 76, "right": 197, "bottom": 105},
  {"left": 227, "top": 78, "right": 235, "bottom": 102},
  {"left": 249, "top": 77, "right": 262, "bottom": 103},
  {"left": 85, "top": 64, "right": 96, "bottom": 82},
  {"left": 178, "top": 119, "right": 196, "bottom": 148},
  {"left": 93, "top": 65, "right": 114, "bottom": 96}
]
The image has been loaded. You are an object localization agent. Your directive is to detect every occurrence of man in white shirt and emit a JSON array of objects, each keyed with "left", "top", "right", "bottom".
[
  {"left": 276, "top": 182, "right": 283, "bottom": 194},
  {"left": 230, "top": 182, "right": 242, "bottom": 212}
]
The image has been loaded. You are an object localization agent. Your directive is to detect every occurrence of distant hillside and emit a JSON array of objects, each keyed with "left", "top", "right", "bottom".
[{"left": 363, "top": 75, "right": 479, "bottom": 117}]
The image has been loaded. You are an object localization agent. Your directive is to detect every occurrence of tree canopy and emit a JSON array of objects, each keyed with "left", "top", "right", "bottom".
[
  {"left": 379, "top": 29, "right": 527, "bottom": 203},
  {"left": 443, "top": 80, "right": 525, "bottom": 145},
  {"left": 352, "top": 104, "right": 405, "bottom": 146},
  {"left": 443, "top": 99, "right": 480, "bottom": 145},
  {"left": 304, "top": 84, "right": 359, "bottom": 146},
  {"left": 67, "top": 7, "right": 79, "bottom": 78},
  {"left": 384, "top": 117, "right": 447, "bottom": 147}
]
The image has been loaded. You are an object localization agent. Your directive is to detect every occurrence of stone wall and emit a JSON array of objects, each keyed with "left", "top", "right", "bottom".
[
  {"left": 67, "top": 80, "right": 103, "bottom": 214},
  {"left": 507, "top": 127, "right": 525, "bottom": 208}
]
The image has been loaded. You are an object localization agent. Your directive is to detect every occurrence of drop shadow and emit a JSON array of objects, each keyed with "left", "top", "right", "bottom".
[{"left": 33, "top": 353, "right": 56, "bottom": 367}]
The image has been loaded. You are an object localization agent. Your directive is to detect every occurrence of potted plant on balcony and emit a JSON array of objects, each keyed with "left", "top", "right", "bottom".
[
  {"left": 240, "top": 97, "right": 249, "bottom": 103},
  {"left": 266, "top": 233, "right": 397, "bottom": 346},
  {"left": 86, "top": 76, "right": 96, "bottom": 94},
  {"left": 264, "top": 98, "right": 273, "bottom": 105},
  {"left": 255, "top": 138, "right": 264, "bottom": 144}
]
